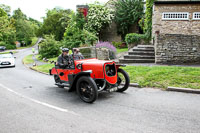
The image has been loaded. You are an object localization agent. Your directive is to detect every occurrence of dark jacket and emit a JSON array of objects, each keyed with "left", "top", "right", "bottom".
[{"left": 57, "top": 54, "right": 69, "bottom": 68}]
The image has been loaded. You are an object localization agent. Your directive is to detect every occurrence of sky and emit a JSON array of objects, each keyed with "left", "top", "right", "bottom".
[{"left": 0, "top": 0, "right": 109, "bottom": 21}]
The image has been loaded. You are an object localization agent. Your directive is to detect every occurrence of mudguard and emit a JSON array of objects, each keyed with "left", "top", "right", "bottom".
[{"left": 68, "top": 70, "right": 92, "bottom": 92}]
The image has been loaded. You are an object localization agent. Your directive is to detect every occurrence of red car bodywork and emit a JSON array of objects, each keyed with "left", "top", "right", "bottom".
[{"left": 50, "top": 58, "right": 121, "bottom": 91}]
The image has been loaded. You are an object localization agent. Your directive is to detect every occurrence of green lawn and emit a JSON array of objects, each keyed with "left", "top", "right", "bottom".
[
  {"left": 29, "top": 62, "right": 200, "bottom": 89},
  {"left": 23, "top": 54, "right": 34, "bottom": 64},
  {"left": 32, "top": 64, "right": 54, "bottom": 73},
  {"left": 123, "top": 66, "right": 200, "bottom": 89},
  {"left": 35, "top": 54, "right": 57, "bottom": 62},
  {"left": 117, "top": 48, "right": 128, "bottom": 53}
]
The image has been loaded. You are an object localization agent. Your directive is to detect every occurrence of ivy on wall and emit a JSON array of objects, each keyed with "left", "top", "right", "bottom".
[
  {"left": 144, "top": 0, "right": 154, "bottom": 41},
  {"left": 125, "top": 0, "right": 154, "bottom": 45}
]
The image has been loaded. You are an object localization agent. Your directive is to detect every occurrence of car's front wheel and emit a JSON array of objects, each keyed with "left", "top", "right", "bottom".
[
  {"left": 76, "top": 76, "right": 98, "bottom": 103},
  {"left": 117, "top": 68, "right": 130, "bottom": 92}
]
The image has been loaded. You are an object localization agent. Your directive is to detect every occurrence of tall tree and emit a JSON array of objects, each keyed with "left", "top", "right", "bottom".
[
  {"left": 0, "top": 4, "right": 11, "bottom": 16},
  {"left": 115, "top": 0, "right": 144, "bottom": 40},
  {"left": 12, "top": 8, "right": 27, "bottom": 20},
  {"left": 0, "top": 16, "right": 16, "bottom": 46},
  {"left": 38, "top": 8, "right": 72, "bottom": 41},
  {"left": 0, "top": 8, "right": 7, "bottom": 17},
  {"left": 12, "top": 8, "right": 36, "bottom": 45}
]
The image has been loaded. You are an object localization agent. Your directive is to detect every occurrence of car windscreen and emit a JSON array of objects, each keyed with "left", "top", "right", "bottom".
[
  {"left": 0, "top": 54, "right": 13, "bottom": 59},
  {"left": 74, "top": 47, "right": 96, "bottom": 60},
  {"left": 73, "top": 47, "right": 117, "bottom": 61}
]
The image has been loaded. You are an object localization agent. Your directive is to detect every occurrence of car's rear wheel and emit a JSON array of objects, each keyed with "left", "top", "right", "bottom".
[
  {"left": 117, "top": 68, "right": 130, "bottom": 92},
  {"left": 76, "top": 76, "right": 98, "bottom": 103},
  {"left": 54, "top": 75, "right": 64, "bottom": 88}
]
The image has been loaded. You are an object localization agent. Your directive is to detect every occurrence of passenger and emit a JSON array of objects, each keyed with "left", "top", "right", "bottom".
[
  {"left": 73, "top": 48, "right": 84, "bottom": 60},
  {"left": 57, "top": 48, "right": 70, "bottom": 68}
]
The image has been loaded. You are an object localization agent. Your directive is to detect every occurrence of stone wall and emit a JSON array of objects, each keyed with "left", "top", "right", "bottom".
[
  {"left": 99, "top": 22, "right": 122, "bottom": 42},
  {"left": 155, "top": 34, "right": 200, "bottom": 64},
  {"left": 152, "top": 3, "right": 200, "bottom": 37}
]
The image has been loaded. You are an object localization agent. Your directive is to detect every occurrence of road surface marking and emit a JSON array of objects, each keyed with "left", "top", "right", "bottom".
[{"left": 0, "top": 83, "right": 80, "bottom": 116}]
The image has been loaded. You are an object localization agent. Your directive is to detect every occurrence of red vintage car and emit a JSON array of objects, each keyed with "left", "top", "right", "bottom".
[{"left": 50, "top": 47, "right": 130, "bottom": 103}]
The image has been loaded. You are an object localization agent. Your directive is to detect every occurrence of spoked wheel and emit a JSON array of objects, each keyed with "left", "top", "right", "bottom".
[
  {"left": 54, "top": 75, "right": 64, "bottom": 88},
  {"left": 76, "top": 76, "right": 98, "bottom": 103},
  {"left": 117, "top": 68, "right": 130, "bottom": 92}
]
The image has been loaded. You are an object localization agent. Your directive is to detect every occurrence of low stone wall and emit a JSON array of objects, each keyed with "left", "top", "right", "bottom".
[{"left": 155, "top": 34, "right": 200, "bottom": 64}]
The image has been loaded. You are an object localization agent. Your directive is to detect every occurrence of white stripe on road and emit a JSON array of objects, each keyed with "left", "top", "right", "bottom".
[{"left": 0, "top": 83, "right": 80, "bottom": 116}]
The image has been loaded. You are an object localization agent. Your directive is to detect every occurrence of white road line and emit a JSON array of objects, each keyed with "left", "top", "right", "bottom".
[{"left": 0, "top": 83, "right": 80, "bottom": 116}]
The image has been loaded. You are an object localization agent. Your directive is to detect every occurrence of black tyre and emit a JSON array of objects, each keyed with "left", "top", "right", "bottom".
[
  {"left": 117, "top": 68, "right": 130, "bottom": 92},
  {"left": 54, "top": 75, "right": 64, "bottom": 88},
  {"left": 76, "top": 76, "right": 98, "bottom": 103}
]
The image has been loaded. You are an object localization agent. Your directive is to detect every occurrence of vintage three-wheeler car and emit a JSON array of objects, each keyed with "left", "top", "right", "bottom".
[{"left": 50, "top": 47, "right": 130, "bottom": 103}]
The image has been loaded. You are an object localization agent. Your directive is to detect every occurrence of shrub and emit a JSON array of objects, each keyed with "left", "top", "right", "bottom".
[
  {"left": 0, "top": 41, "right": 16, "bottom": 49},
  {"left": 96, "top": 42, "right": 116, "bottom": 53},
  {"left": 125, "top": 33, "right": 147, "bottom": 44},
  {"left": 61, "top": 12, "right": 98, "bottom": 49},
  {"left": 112, "top": 41, "right": 127, "bottom": 48},
  {"left": 85, "top": 2, "right": 114, "bottom": 36},
  {"left": 39, "top": 35, "right": 61, "bottom": 58}
]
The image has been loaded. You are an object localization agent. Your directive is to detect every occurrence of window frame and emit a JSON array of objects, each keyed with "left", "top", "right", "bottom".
[
  {"left": 162, "top": 12, "right": 189, "bottom": 20},
  {"left": 193, "top": 12, "right": 200, "bottom": 20}
]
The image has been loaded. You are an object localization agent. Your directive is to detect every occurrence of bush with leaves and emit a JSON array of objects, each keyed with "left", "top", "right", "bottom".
[
  {"left": 114, "top": 0, "right": 144, "bottom": 40},
  {"left": 0, "top": 16, "right": 16, "bottom": 47},
  {"left": 0, "top": 41, "right": 16, "bottom": 49},
  {"left": 39, "top": 35, "right": 61, "bottom": 58},
  {"left": 125, "top": 33, "right": 147, "bottom": 45},
  {"left": 85, "top": 2, "right": 114, "bottom": 36},
  {"left": 62, "top": 12, "right": 98, "bottom": 49}
]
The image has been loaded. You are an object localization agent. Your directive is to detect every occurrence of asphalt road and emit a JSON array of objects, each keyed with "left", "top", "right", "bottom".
[{"left": 0, "top": 47, "right": 200, "bottom": 133}]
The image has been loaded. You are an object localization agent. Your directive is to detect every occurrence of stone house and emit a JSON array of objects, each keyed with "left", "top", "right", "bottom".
[{"left": 152, "top": 0, "right": 200, "bottom": 64}]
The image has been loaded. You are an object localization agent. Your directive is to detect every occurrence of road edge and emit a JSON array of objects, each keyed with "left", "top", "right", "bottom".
[
  {"left": 22, "top": 57, "right": 200, "bottom": 93},
  {"left": 167, "top": 86, "right": 200, "bottom": 94},
  {"left": 22, "top": 59, "right": 49, "bottom": 76}
]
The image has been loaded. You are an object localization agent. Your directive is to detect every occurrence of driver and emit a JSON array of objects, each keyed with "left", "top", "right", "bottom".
[{"left": 57, "top": 48, "right": 70, "bottom": 68}]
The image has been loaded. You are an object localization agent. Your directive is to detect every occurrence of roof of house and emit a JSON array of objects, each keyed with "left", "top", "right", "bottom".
[{"left": 155, "top": 0, "right": 200, "bottom": 4}]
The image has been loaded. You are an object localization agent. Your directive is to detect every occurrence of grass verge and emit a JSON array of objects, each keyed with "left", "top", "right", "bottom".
[
  {"left": 30, "top": 62, "right": 200, "bottom": 89},
  {"left": 23, "top": 54, "right": 34, "bottom": 64},
  {"left": 35, "top": 54, "right": 57, "bottom": 62},
  {"left": 32, "top": 64, "right": 54, "bottom": 74},
  {"left": 123, "top": 66, "right": 200, "bottom": 89},
  {"left": 117, "top": 48, "right": 128, "bottom": 53}
]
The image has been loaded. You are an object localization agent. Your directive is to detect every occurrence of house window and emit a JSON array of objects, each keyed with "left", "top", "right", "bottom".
[
  {"left": 162, "top": 12, "right": 189, "bottom": 20},
  {"left": 193, "top": 12, "right": 200, "bottom": 20}
]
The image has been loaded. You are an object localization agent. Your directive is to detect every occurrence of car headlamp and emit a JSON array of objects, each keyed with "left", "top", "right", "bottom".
[{"left": 76, "top": 63, "right": 82, "bottom": 70}]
